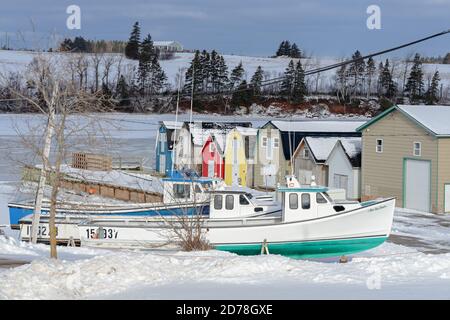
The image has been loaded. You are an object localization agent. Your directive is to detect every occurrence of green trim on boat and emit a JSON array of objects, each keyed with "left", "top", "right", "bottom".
[{"left": 214, "top": 236, "right": 388, "bottom": 259}]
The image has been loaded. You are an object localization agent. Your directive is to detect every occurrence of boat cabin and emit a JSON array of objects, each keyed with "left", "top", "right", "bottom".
[
  {"left": 209, "top": 188, "right": 281, "bottom": 219},
  {"left": 279, "top": 176, "right": 360, "bottom": 222},
  {"left": 162, "top": 173, "right": 222, "bottom": 204}
]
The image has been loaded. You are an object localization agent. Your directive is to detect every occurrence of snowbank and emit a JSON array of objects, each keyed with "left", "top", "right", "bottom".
[{"left": 0, "top": 238, "right": 449, "bottom": 299}]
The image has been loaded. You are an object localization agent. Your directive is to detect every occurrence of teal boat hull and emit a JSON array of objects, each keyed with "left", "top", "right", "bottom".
[{"left": 214, "top": 236, "right": 388, "bottom": 259}]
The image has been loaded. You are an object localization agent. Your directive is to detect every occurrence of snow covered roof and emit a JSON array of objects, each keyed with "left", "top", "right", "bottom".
[
  {"left": 337, "top": 138, "right": 362, "bottom": 167},
  {"left": 398, "top": 105, "right": 450, "bottom": 136},
  {"left": 269, "top": 120, "right": 366, "bottom": 133},
  {"left": 153, "top": 41, "right": 180, "bottom": 46},
  {"left": 302, "top": 137, "right": 361, "bottom": 165},
  {"left": 161, "top": 121, "right": 183, "bottom": 130},
  {"left": 357, "top": 105, "right": 450, "bottom": 136},
  {"left": 235, "top": 126, "right": 258, "bottom": 136},
  {"left": 188, "top": 122, "right": 251, "bottom": 146},
  {"left": 303, "top": 137, "right": 341, "bottom": 162}
]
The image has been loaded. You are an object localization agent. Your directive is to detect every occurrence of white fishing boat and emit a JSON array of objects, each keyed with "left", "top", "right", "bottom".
[
  {"left": 17, "top": 179, "right": 277, "bottom": 245},
  {"left": 78, "top": 176, "right": 395, "bottom": 259}
]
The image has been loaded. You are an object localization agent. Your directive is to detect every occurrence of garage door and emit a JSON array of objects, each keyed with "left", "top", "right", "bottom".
[{"left": 404, "top": 159, "right": 430, "bottom": 212}]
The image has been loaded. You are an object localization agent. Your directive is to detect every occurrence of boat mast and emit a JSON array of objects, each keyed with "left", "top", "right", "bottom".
[
  {"left": 189, "top": 64, "right": 195, "bottom": 169},
  {"left": 172, "top": 68, "right": 182, "bottom": 175}
]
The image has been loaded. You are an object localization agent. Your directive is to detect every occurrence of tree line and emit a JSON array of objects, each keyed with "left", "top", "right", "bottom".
[{"left": 335, "top": 51, "right": 442, "bottom": 105}]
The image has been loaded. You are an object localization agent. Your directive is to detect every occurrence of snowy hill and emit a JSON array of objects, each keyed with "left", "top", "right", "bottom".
[{"left": 0, "top": 50, "right": 449, "bottom": 95}]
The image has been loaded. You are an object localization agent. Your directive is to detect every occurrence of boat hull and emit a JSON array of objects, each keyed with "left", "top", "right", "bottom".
[
  {"left": 9, "top": 202, "right": 209, "bottom": 229},
  {"left": 215, "top": 236, "right": 387, "bottom": 259},
  {"left": 79, "top": 198, "right": 395, "bottom": 258}
]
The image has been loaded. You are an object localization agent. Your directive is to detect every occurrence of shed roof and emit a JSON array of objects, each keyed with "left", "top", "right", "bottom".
[
  {"left": 161, "top": 121, "right": 183, "bottom": 130},
  {"left": 268, "top": 120, "right": 366, "bottom": 132},
  {"left": 264, "top": 120, "right": 363, "bottom": 161},
  {"left": 357, "top": 105, "right": 450, "bottom": 137},
  {"left": 302, "top": 137, "right": 361, "bottom": 166}
]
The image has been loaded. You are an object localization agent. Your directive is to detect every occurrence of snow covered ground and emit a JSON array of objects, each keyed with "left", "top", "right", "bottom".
[
  {"left": 0, "top": 113, "right": 449, "bottom": 300},
  {"left": 0, "top": 205, "right": 449, "bottom": 299},
  {"left": 0, "top": 235, "right": 449, "bottom": 299}
]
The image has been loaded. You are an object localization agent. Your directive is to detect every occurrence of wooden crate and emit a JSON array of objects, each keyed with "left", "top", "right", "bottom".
[{"left": 72, "top": 152, "right": 112, "bottom": 171}]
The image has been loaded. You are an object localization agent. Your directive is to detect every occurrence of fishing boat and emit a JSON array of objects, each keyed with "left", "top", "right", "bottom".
[
  {"left": 78, "top": 176, "right": 395, "bottom": 258},
  {"left": 10, "top": 173, "right": 219, "bottom": 229},
  {"left": 15, "top": 176, "right": 278, "bottom": 245}
]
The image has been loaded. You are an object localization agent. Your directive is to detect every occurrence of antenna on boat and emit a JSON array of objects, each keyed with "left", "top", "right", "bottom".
[
  {"left": 172, "top": 67, "right": 183, "bottom": 174},
  {"left": 188, "top": 64, "right": 195, "bottom": 169},
  {"left": 288, "top": 119, "right": 294, "bottom": 176}
]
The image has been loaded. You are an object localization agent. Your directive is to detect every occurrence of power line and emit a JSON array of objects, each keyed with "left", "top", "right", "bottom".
[{"left": 188, "top": 29, "right": 450, "bottom": 97}]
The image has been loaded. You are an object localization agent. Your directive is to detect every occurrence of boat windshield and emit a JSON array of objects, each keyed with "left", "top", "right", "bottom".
[
  {"left": 322, "top": 192, "right": 333, "bottom": 203},
  {"left": 245, "top": 193, "right": 253, "bottom": 199}
]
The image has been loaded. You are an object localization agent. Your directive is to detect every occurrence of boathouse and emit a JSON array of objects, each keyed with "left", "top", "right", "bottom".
[{"left": 357, "top": 105, "right": 450, "bottom": 214}]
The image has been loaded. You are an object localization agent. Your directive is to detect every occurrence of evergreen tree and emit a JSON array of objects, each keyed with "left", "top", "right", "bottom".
[
  {"left": 443, "top": 53, "right": 450, "bottom": 64},
  {"left": 425, "top": 71, "right": 441, "bottom": 104},
  {"left": 380, "top": 59, "right": 396, "bottom": 98},
  {"left": 377, "top": 61, "right": 384, "bottom": 94},
  {"left": 290, "top": 43, "right": 301, "bottom": 58},
  {"left": 116, "top": 75, "right": 130, "bottom": 106},
  {"left": 349, "top": 50, "right": 365, "bottom": 96},
  {"left": 150, "top": 56, "right": 167, "bottom": 94},
  {"left": 230, "top": 62, "right": 245, "bottom": 89},
  {"left": 281, "top": 60, "right": 295, "bottom": 96},
  {"left": 125, "top": 21, "right": 141, "bottom": 60},
  {"left": 184, "top": 50, "right": 202, "bottom": 94},
  {"left": 276, "top": 41, "right": 293, "bottom": 57},
  {"left": 137, "top": 34, "right": 155, "bottom": 94},
  {"left": 198, "top": 50, "right": 211, "bottom": 92},
  {"left": 365, "top": 57, "right": 376, "bottom": 97},
  {"left": 250, "top": 66, "right": 264, "bottom": 94},
  {"left": 216, "top": 55, "right": 229, "bottom": 92},
  {"left": 231, "top": 80, "right": 252, "bottom": 109},
  {"left": 292, "top": 60, "right": 307, "bottom": 103},
  {"left": 405, "top": 53, "right": 424, "bottom": 102}
]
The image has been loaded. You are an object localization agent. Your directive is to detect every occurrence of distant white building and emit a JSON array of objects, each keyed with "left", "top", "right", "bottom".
[{"left": 153, "top": 41, "right": 183, "bottom": 53}]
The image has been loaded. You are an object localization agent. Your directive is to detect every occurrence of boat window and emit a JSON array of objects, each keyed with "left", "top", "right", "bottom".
[
  {"left": 239, "top": 195, "right": 250, "bottom": 205},
  {"left": 322, "top": 192, "right": 333, "bottom": 202},
  {"left": 173, "top": 184, "right": 190, "bottom": 199},
  {"left": 194, "top": 184, "right": 202, "bottom": 194},
  {"left": 225, "top": 195, "right": 234, "bottom": 210},
  {"left": 245, "top": 193, "right": 253, "bottom": 199},
  {"left": 316, "top": 193, "right": 328, "bottom": 204},
  {"left": 289, "top": 193, "right": 298, "bottom": 210},
  {"left": 302, "top": 194, "right": 311, "bottom": 209},
  {"left": 214, "top": 195, "right": 223, "bottom": 210}
]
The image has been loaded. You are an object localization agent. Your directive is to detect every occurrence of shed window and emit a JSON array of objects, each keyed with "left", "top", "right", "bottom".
[
  {"left": 225, "top": 195, "right": 234, "bottom": 210},
  {"left": 262, "top": 137, "right": 268, "bottom": 147},
  {"left": 273, "top": 138, "right": 280, "bottom": 148},
  {"left": 173, "top": 184, "right": 190, "bottom": 199},
  {"left": 303, "top": 148, "right": 310, "bottom": 159},
  {"left": 376, "top": 139, "right": 383, "bottom": 153},
  {"left": 413, "top": 142, "right": 421, "bottom": 156},
  {"left": 301, "top": 194, "right": 311, "bottom": 209},
  {"left": 316, "top": 193, "right": 328, "bottom": 204},
  {"left": 289, "top": 193, "right": 298, "bottom": 210},
  {"left": 214, "top": 195, "right": 223, "bottom": 210}
]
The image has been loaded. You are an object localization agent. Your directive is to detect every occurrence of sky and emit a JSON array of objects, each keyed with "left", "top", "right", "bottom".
[{"left": 0, "top": 0, "right": 449, "bottom": 58}]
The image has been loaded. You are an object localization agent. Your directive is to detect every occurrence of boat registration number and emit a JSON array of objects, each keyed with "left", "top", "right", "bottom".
[
  {"left": 23, "top": 225, "right": 58, "bottom": 237},
  {"left": 85, "top": 228, "right": 119, "bottom": 239}
]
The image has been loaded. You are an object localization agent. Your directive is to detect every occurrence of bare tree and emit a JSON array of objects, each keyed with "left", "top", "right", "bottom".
[{"left": 7, "top": 54, "right": 112, "bottom": 258}]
